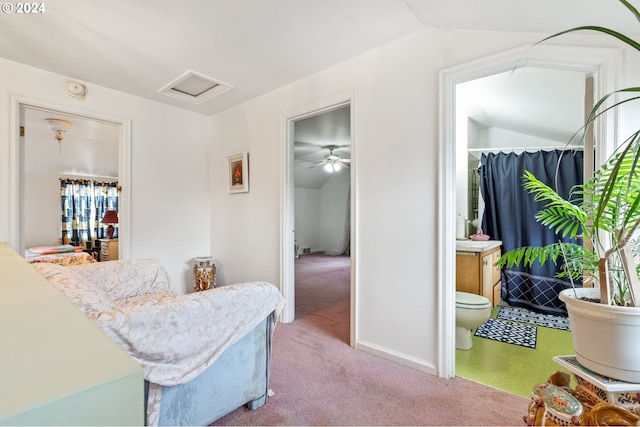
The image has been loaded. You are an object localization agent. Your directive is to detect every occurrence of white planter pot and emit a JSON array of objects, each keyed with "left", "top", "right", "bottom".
[{"left": 560, "top": 287, "right": 640, "bottom": 383}]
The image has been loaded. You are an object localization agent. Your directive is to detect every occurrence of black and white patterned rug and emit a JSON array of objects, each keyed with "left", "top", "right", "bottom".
[
  {"left": 474, "top": 318, "right": 537, "bottom": 349},
  {"left": 497, "top": 306, "right": 571, "bottom": 331}
]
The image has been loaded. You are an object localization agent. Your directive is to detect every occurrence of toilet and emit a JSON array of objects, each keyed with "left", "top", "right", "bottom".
[{"left": 455, "top": 291, "right": 492, "bottom": 350}]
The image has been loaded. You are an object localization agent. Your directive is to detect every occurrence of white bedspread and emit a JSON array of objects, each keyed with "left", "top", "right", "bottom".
[{"left": 32, "top": 259, "right": 284, "bottom": 386}]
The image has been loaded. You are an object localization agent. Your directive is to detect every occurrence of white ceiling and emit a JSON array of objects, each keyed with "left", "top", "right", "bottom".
[
  {"left": 459, "top": 67, "right": 587, "bottom": 146},
  {"left": 1, "top": 0, "right": 638, "bottom": 117},
  {"left": 5, "top": 1, "right": 638, "bottom": 180},
  {"left": 294, "top": 106, "right": 351, "bottom": 189},
  {"left": 23, "top": 107, "right": 120, "bottom": 179}
]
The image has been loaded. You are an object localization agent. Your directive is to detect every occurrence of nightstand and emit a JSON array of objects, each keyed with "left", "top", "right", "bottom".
[{"left": 99, "top": 239, "right": 119, "bottom": 261}]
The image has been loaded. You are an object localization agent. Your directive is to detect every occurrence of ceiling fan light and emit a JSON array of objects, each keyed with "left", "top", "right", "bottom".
[
  {"left": 324, "top": 163, "right": 334, "bottom": 173},
  {"left": 333, "top": 163, "right": 342, "bottom": 172}
]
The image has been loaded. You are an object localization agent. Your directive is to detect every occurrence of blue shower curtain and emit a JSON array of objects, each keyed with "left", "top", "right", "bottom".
[{"left": 479, "top": 150, "right": 584, "bottom": 316}]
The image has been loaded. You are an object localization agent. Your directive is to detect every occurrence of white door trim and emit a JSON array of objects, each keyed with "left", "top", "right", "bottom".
[
  {"left": 8, "top": 95, "right": 132, "bottom": 259},
  {"left": 280, "top": 91, "right": 358, "bottom": 346},
  {"left": 437, "top": 44, "right": 620, "bottom": 378}
]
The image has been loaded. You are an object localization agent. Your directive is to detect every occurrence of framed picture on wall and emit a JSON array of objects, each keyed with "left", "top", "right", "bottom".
[{"left": 227, "top": 152, "right": 249, "bottom": 193}]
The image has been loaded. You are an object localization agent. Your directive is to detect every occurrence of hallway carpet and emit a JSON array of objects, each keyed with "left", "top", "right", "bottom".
[{"left": 212, "top": 253, "right": 529, "bottom": 426}]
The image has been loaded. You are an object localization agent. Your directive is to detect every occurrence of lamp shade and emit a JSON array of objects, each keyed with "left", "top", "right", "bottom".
[
  {"left": 101, "top": 210, "right": 119, "bottom": 224},
  {"left": 101, "top": 210, "right": 118, "bottom": 240}
]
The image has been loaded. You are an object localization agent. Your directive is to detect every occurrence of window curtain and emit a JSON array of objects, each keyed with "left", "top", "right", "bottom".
[
  {"left": 60, "top": 179, "right": 119, "bottom": 245},
  {"left": 479, "top": 150, "right": 584, "bottom": 316},
  {"left": 94, "top": 181, "right": 119, "bottom": 239}
]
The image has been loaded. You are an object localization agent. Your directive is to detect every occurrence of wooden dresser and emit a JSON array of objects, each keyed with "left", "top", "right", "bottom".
[{"left": 99, "top": 238, "right": 119, "bottom": 261}]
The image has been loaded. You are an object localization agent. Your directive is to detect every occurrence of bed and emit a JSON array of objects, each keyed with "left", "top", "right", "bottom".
[
  {"left": 32, "top": 258, "right": 284, "bottom": 425},
  {"left": 24, "top": 245, "right": 96, "bottom": 266}
]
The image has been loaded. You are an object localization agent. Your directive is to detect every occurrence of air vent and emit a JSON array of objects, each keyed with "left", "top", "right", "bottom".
[{"left": 158, "top": 70, "right": 233, "bottom": 104}]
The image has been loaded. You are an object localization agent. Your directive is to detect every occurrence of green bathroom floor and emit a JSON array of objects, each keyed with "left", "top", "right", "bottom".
[{"left": 455, "top": 305, "right": 575, "bottom": 399}]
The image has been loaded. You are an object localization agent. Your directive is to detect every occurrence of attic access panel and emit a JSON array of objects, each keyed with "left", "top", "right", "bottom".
[{"left": 158, "top": 70, "right": 233, "bottom": 104}]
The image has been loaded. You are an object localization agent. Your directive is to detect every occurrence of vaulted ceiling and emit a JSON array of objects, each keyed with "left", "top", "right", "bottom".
[
  {"left": 1, "top": 0, "right": 638, "bottom": 116},
  {"left": 5, "top": 1, "right": 639, "bottom": 182}
]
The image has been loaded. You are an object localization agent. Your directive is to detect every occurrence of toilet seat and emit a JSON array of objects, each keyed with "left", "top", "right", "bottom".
[{"left": 456, "top": 291, "right": 491, "bottom": 310}]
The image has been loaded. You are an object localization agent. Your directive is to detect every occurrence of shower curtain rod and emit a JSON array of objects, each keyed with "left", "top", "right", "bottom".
[{"left": 467, "top": 145, "right": 584, "bottom": 153}]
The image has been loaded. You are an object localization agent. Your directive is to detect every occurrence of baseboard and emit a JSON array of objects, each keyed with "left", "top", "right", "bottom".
[{"left": 355, "top": 340, "right": 438, "bottom": 376}]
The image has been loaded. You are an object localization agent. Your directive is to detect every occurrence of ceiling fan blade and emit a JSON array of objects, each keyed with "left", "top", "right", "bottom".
[
  {"left": 321, "top": 144, "right": 350, "bottom": 150},
  {"left": 308, "top": 159, "right": 329, "bottom": 168},
  {"left": 295, "top": 141, "right": 321, "bottom": 148}
]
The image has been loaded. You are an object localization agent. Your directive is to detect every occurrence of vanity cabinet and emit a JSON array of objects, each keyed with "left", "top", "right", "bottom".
[{"left": 456, "top": 243, "right": 502, "bottom": 307}]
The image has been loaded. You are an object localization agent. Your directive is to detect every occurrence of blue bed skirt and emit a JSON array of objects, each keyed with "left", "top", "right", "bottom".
[{"left": 144, "top": 314, "right": 274, "bottom": 426}]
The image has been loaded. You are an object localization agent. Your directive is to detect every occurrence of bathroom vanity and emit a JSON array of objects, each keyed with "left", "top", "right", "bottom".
[{"left": 456, "top": 240, "right": 502, "bottom": 307}]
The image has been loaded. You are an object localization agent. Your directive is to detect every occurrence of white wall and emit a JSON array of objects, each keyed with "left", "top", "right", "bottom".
[
  {"left": 319, "top": 170, "right": 349, "bottom": 252},
  {"left": 24, "top": 172, "right": 63, "bottom": 248},
  {"left": 209, "top": 27, "right": 639, "bottom": 375},
  {"left": 210, "top": 29, "right": 444, "bottom": 372},
  {"left": 294, "top": 170, "right": 349, "bottom": 254},
  {"left": 294, "top": 187, "right": 320, "bottom": 253},
  {"left": 0, "top": 57, "right": 211, "bottom": 294},
  {"left": 480, "top": 127, "right": 564, "bottom": 148}
]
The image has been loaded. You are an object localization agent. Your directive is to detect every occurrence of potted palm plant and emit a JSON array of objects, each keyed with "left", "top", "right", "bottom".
[{"left": 497, "top": 0, "right": 640, "bottom": 383}]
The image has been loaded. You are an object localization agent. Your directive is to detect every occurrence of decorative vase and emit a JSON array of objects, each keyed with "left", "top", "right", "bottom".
[
  {"left": 530, "top": 382, "right": 583, "bottom": 426},
  {"left": 193, "top": 257, "right": 216, "bottom": 292},
  {"left": 559, "top": 287, "right": 640, "bottom": 383}
]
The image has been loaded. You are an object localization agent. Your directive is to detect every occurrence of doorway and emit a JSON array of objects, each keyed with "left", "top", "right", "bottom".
[
  {"left": 281, "top": 95, "right": 356, "bottom": 347},
  {"left": 437, "top": 44, "right": 621, "bottom": 378},
  {"left": 292, "top": 106, "right": 351, "bottom": 342},
  {"left": 8, "top": 96, "right": 131, "bottom": 258},
  {"left": 453, "top": 67, "right": 589, "bottom": 396}
]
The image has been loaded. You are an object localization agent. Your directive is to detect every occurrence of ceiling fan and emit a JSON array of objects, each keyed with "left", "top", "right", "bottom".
[{"left": 311, "top": 144, "right": 351, "bottom": 173}]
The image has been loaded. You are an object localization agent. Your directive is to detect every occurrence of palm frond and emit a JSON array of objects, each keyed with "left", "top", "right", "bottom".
[
  {"left": 504, "top": 0, "right": 640, "bottom": 306},
  {"left": 619, "top": 0, "right": 640, "bottom": 24},
  {"left": 496, "top": 242, "right": 596, "bottom": 281},
  {"left": 537, "top": 26, "right": 640, "bottom": 53},
  {"left": 520, "top": 171, "right": 587, "bottom": 238}
]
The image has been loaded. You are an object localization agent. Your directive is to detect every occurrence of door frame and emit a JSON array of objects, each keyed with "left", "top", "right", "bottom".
[
  {"left": 280, "top": 91, "right": 357, "bottom": 346},
  {"left": 437, "top": 44, "right": 621, "bottom": 378},
  {"left": 8, "top": 94, "right": 132, "bottom": 258}
]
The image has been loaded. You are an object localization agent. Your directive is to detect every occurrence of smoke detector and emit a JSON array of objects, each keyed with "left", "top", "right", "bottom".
[{"left": 65, "top": 81, "right": 86, "bottom": 99}]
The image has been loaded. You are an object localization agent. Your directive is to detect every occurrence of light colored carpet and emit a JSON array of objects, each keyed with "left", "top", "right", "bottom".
[{"left": 213, "top": 253, "right": 529, "bottom": 426}]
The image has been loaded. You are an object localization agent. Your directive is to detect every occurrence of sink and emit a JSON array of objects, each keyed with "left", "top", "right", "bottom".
[{"left": 456, "top": 240, "right": 501, "bottom": 253}]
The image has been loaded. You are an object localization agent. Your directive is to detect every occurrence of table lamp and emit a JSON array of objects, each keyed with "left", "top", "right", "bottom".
[{"left": 101, "top": 210, "right": 119, "bottom": 239}]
